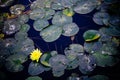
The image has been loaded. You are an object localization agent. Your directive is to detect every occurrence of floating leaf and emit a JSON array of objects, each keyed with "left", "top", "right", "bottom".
[
  {"left": 74, "top": 0, "right": 98, "bottom": 14},
  {"left": 5, "top": 54, "right": 27, "bottom": 72},
  {"left": 33, "top": 19, "right": 49, "bottom": 31},
  {"left": 17, "top": 14, "right": 29, "bottom": 24},
  {"left": 84, "top": 41, "right": 102, "bottom": 54},
  {"left": 78, "top": 55, "right": 96, "bottom": 74},
  {"left": 5, "top": 61, "right": 24, "bottom": 72},
  {"left": 3, "top": 19, "right": 21, "bottom": 35},
  {"left": 26, "top": 76, "right": 42, "bottom": 80},
  {"left": 83, "top": 30, "right": 101, "bottom": 42},
  {"left": 66, "top": 58, "right": 79, "bottom": 70},
  {"left": 29, "top": 8, "right": 45, "bottom": 20},
  {"left": 40, "top": 53, "right": 52, "bottom": 67},
  {"left": 50, "top": 51, "right": 58, "bottom": 56},
  {"left": 52, "top": 12, "right": 73, "bottom": 26},
  {"left": 6, "top": 54, "right": 27, "bottom": 64},
  {"left": 40, "top": 25, "right": 62, "bottom": 42},
  {"left": 104, "top": 26, "right": 120, "bottom": 36},
  {"left": 93, "top": 53, "right": 119, "bottom": 67},
  {"left": 100, "top": 42, "right": 119, "bottom": 55},
  {"left": 52, "top": 69, "right": 64, "bottom": 77},
  {"left": 28, "top": 62, "right": 45, "bottom": 75},
  {"left": 51, "top": 1, "right": 64, "bottom": 10},
  {"left": 15, "top": 31, "right": 28, "bottom": 41},
  {"left": 108, "top": 16, "right": 120, "bottom": 26},
  {"left": 49, "top": 54, "right": 68, "bottom": 70},
  {"left": 44, "top": 8, "right": 55, "bottom": 20},
  {"left": 65, "top": 44, "right": 84, "bottom": 61},
  {"left": 62, "top": 23, "right": 79, "bottom": 36},
  {"left": 20, "top": 24, "right": 30, "bottom": 32},
  {"left": 93, "top": 11, "right": 110, "bottom": 25},
  {"left": 99, "top": 28, "right": 112, "bottom": 42},
  {"left": 14, "top": 38, "right": 35, "bottom": 56}
]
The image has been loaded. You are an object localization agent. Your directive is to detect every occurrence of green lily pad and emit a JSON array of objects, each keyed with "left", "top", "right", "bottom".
[
  {"left": 40, "top": 53, "right": 52, "bottom": 67},
  {"left": 93, "top": 53, "right": 119, "bottom": 67},
  {"left": 64, "top": 44, "right": 84, "bottom": 61},
  {"left": 5, "top": 61, "right": 24, "bottom": 72},
  {"left": 40, "top": 25, "right": 62, "bottom": 42},
  {"left": 26, "top": 76, "right": 42, "bottom": 80},
  {"left": 28, "top": 62, "right": 45, "bottom": 75},
  {"left": 62, "top": 23, "right": 79, "bottom": 36},
  {"left": 66, "top": 58, "right": 79, "bottom": 70},
  {"left": 20, "top": 24, "right": 30, "bottom": 32},
  {"left": 33, "top": 19, "right": 49, "bottom": 31},
  {"left": 6, "top": 54, "right": 27, "bottom": 63},
  {"left": 52, "top": 12, "right": 73, "bottom": 26},
  {"left": 83, "top": 30, "right": 101, "bottom": 42},
  {"left": 29, "top": 8, "right": 45, "bottom": 20},
  {"left": 52, "top": 69, "right": 65, "bottom": 77},
  {"left": 5, "top": 54, "right": 27, "bottom": 72},
  {"left": 17, "top": 14, "right": 29, "bottom": 24}
]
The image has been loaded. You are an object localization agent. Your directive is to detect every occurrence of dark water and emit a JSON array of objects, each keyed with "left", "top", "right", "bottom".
[{"left": 0, "top": 0, "right": 120, "bottom": 80}]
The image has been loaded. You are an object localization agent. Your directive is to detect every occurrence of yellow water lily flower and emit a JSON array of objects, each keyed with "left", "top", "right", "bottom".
[{"left": 30, "top": 48, "right": 42, "bottom": 62}]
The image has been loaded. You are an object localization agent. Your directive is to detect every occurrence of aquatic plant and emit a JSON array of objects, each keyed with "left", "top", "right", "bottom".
[
  {"left": 30, "top": 48, "right": 42, "bottom": 62},
  {"left": 0, "top": 0, "right": 120, "bottom": 79}
]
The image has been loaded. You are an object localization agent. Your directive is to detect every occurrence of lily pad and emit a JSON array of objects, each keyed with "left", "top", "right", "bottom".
[
  {"left": 29, "top": 8, "right": 45, "bottom": 20},
  {"left": 74, "top": 0, "right": 98, "bottom": 14},
  {"left": 14, "top": 31, "right": 28, "bottom": 41},
  {"left": 62, "top": 23, "right": 79, "bottom": 36},
  {"left": 3, "top": 19, "right": 21, "bottom": 35},
  {"left": 28, "top": 62, "right": 45, "bottom": 75},
  {"left": 66, "top": 58, "right": 79, "bottom": 70},
  {"left": 20, "top": 24, "right": 30, "bottom": 32},
  {"left": 40, "top": 25, "right": 62, "bottom": 42},
  {"left": 52, "top": 12, "right": 73, "bottom": 26},
  {"left": 52, "top": 69, "right": 65, "bottom": 77},
  {"left": 33, "top": 19, "right": 49, "bottom": 31},
  {"left": 64, "top": 44, "right": 84, "bottom": 61},
  {"left": 49, "top": 54, "right": 68, "bottom": 70},
  {"left": 84, "top": 41, "right": 103, "bottom": 54},
  {"left": 6, "top": 54, "right": 27, "bottom": 63},
  {"left": 83, "top": 30, "right": 101, "bottom": 42},
  {"left": 40, "top": 52, "right": 52, "bottom": 67},
  {"left": 93, "top": 11, "right": 110, "bottom": 25},
  {"left": 26, "top": 76, "right": 42, "bottom": 80},
  {"left": 93, "top": 53, "right": 119, "bottom": 67},
  {"left": 17, "top": 14, "right": 29, "bottom": 24},
  {"left": 5, "top": 54, "right": 27, "bottom": 72},
  {"left": 5, "top": 61, "right": 24, "bottom": 72},
  {"left": 108, "top": 16, "right": 120, "bottom": 26},
  {"left": 78, "top": 55, "right": 96, "bottom": 74}
]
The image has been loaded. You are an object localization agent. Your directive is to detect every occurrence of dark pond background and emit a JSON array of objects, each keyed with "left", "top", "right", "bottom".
[{"left": 0, "top": 0, "right": 120, "bottom": 80}]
